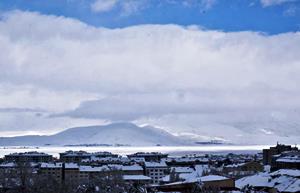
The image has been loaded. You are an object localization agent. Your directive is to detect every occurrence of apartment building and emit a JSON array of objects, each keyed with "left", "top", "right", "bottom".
[
  {"left": 144, "top": 161, "right": 169, "bottom": 184},
  {"left": 4, "top": 152, "right": 53, "bottom": 163}
]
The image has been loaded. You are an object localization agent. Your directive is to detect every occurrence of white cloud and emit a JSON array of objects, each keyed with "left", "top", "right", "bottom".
[
  {"left": 182, "top": 0, "right": 217, "bottom": 10},
  {"left": 120, "top": 0, "right": 148, "bottom": 16},
  {"left": 91, "top": 0, "right": 118, "bottom": 13},
  {"left": 200, "top": 0, "right": 217, "bottom": 10},
  {"left": 283, "top": 6, "right": 298, "bottom": 16},
  {"left": 0, "top": 10, "right": 300, "bottom": 143},
  {"left": 260, "top": 0, "right": 299, "bottom": 7},
  {"left": 90, "top": 0, "right": 147, "bottom": 15}
]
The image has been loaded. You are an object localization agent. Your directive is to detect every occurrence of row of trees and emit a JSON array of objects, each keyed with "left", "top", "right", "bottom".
[{"left": 0, "top": 162, "right": 146, "bottom": 193}]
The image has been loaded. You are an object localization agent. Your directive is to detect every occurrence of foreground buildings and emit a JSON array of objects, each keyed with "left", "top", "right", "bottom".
[
  {"left": 263, "top": 143, "right": 298, "bottom": 165},
  {"left": 0, "top": 144, "right": 299, "bottom": 193},
  {"left": 4, "top": 151, "right": 53, "bottom": 163}
]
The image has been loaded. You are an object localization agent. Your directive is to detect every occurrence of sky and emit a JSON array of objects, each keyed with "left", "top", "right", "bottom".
[{"left": 0, "top": 0, "right": 300, "bottom": 144}]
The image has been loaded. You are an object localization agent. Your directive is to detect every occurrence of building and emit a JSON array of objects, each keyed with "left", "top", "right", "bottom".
[
  {"left": 39, "top": 162, "right": 110, "bottom": 182},
  {"left": 236, "top": 169, "right": 300, "bottom": 193},
  {"left": 39, "top": 162, "right": 145, "bottom": 184},
  {"left": 263, "top": 144, "right": 298, "bottom": 165},
  {"left": 165, "top": 157, "right": 210, "bottom": 167},
  {"left": 121, "top": 164, "right": 144, "bottom": 175},
  {"left": 199, "top": 175, "right": 236, "bottom": 192},
  {"left": 39, "top": 162, "right": 63, "bottom": 182},
  {"left": 127, "top": 152, "right": 168, "bottom": 162},
  {"left": 144, "top": 161, "right": 169, "bottom": 184},
  {"left": 78, "top": 165, "right": 110, "bottom": 182},
  {"left": 148, "top": 175, "right": 236, "bottom": 193},
  {"left": 39, "top": 162, "right": 80, "bottom": 182},
  {"left": 59, "top": 151, "right": 118, "bottom": 163},
  {"left": 81, "top": 156, "right": 130, "bottom": 165},
  {"left": 123, "top": 175, "right": 151, "bottom": 185},
  {"left": 4, "top": 152, "right": 53, "bottom": 163},
  {"left": 223, "top": 161, "right": 264, "bottom": 177},
  {"left": 0, "top": 162, "right": 39, "bottom": 176},
  {"left": 271, "top": 151, "right": 300, "bottom": 171}
]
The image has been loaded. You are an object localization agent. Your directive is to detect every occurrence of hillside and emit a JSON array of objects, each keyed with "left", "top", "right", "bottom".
[{"left": 0, "top": 122, "right": 191, "bottom": 146}]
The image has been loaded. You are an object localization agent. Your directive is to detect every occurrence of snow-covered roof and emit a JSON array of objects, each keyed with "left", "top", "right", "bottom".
[
  {"left": 6, "top": 151, "right": 51, "bottom": 156},
  {"left": 236, "top": 173, "right": 271, "bottom": 189},
  {"left": 276, "top": 156, "right": 300, "bottom": 163},
  {"left": 129, "top": 157, "right": 145, "bottom": 162},
  {"left": 199, "top": 175, "right": 229, "bottom": 182},
  {"left": 40, "top": 162, "right": 79, "bottom": 169},
  {"left": 165, "top": 157, "right": 209, "bottom": 163},
  {"left": 79, "top": 165, "right": 109, "bottom": 172},
  {"left": 236, "top": 171, "right": 300, "bottom": 193},
  {"left": 270, "top": 169, "right": 300, "bottom": 177},
  {"left": 128, "top": 152, "right": 167, "bottom": 156},
  {"left": 122, "top": 164, "right": 143, "bottom": 171},
  {"left": 40, "top": 163, "right": 62, "bottom": 168},
  {"left": 161, "top": 175, "right": 170, "bottom": 182},
  {"left": 145, "top": 161, "right": 167, "bottom": 168},
  {"left": 123, "top": 175, "right": 151, "bottom": 181},
  {"left": 82, "top": 156, "right": 130, "bottom": 163},
  {"left": 107, "top": 164, "right": 122, "bottom": 170},
  {"left": 65, "top": 163, "right": 79, "bottom": 169},
  {"left": 171, "top": 164, "right": 211, "bottom": 183},
  {"left": 224, "top": 163, "right": 245, "bottom": 168},
  {"left": 0, "top": 162, "right": 16, "bottom": 167},
  {"left": 170, "top": 166, "right": 194, "bottom": 173}
]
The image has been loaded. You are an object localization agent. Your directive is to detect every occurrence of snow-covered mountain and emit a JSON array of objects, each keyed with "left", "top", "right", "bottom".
[{"left": 0, "top": 122, "right": 192, "bottom": 146}]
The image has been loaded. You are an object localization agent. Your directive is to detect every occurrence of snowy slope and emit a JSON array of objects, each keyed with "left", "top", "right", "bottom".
[{"left": 0, "top": 122, "right": 191, "bottom": 146}]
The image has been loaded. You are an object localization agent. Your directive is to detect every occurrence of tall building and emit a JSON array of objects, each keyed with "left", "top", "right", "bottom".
[
  {"left": 144, "top": 161, "right": 169, "bottom": 184},
  {"left": 263, "top": 143, "right": 298, "bottom": 165}
]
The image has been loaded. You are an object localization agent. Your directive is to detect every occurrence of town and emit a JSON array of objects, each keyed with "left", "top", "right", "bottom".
[{"left": 0, "top": 144, "right": 299, "bottom": 193}]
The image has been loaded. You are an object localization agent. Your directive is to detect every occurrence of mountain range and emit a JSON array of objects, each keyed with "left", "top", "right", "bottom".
[{"left": 0, "top": 122, "right": 193, "bottom": 146}]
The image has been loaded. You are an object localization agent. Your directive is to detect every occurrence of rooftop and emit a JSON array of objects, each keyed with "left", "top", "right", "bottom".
[
  {"left": 6, "top": 151, "right": 52, "bottom": 156},
  {"left": 123, "top": 175, "right": 151, "bottom": 181},
  {"left": 145, "top": 161, "right": 167, "bottom": 168}
]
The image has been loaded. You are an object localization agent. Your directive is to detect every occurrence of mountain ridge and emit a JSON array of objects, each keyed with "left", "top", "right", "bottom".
[{"left": 0, "top": 122, "right": 192, "bottom": 146}]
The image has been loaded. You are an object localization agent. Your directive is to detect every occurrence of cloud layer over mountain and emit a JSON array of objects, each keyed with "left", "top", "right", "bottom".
[{"left": 0, "top": 10, "right": 299, "bottom": 144}]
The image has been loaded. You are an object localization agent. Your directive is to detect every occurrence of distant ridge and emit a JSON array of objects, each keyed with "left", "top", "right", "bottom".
[{"left": 0, "top": 122, "right": 192, "bottom": 146}]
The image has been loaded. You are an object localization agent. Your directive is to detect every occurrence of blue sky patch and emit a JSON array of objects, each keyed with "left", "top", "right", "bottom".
[{"left": 0, "top": 0, "right": 299, "bottom": 34}]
